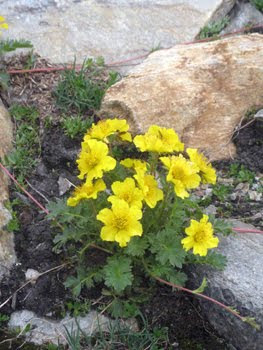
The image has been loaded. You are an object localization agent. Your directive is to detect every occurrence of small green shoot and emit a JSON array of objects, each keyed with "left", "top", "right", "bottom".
[
  {"left": 198, "top": 17, "right": 230, "bottom": 39},
  {"left": 192, "top": 278, "right": 207, "bottom": 294},
  {"left": 212, "top": 184, "right": 231, "bottom": 201},
  {"left": 4, "top": 199, "right": 20, "bottom": 232},
  {"left": 228, "top": 163, "right": 255, "bottom": 185},
  {"left": 0, "top": 313, "right": 9, "bottom": 326},
  {"left": 23, "top": 50, "right": 37, "bottom": 70},
  {"left": 61, "top": 115, "right": 93, "bottom": 139},
  {"left": 64, "top": 299, "right": 91, "bottom": 317}
]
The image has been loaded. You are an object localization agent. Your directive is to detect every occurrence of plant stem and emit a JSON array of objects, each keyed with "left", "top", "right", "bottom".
[{"left": 153, "top": 275, "right": 245, "bottom": 321}]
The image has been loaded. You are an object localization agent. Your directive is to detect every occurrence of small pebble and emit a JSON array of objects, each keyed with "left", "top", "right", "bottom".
[
  {"left": 25, "top": 269, "right": 41, "bottom": 282},
  {"left": 248, "top": 191, "right": 262, "bottom": 202}
]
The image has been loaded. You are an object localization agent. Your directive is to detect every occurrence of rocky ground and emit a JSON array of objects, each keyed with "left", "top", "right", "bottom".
[{"left": 0, "top": 50, "right": 262, "bottom": 349}]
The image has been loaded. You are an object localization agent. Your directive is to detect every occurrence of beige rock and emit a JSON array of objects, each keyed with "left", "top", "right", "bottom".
[
  {"left": 0, "top": 100, "right": 16, "bottom": 281},
  {"left": 0, "top": 100, "right": 12, "bottom": 162},
  {"left": 100, "top": 34, "right": 263, "bottom": 161}
]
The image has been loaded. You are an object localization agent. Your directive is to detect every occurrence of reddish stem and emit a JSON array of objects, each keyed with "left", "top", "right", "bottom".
[
  {"left": 0, "top": 162, "right": 49, "bottom": 215},
  {"left": 233, "top": 227, "right": 263, "bottom": 234},
  {"left": 154, "top": 276, "right": 244, "bottom": 321}
]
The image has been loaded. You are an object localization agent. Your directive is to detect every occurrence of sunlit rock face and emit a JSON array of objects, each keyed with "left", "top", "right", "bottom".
[{"left": 101, "top": 34, "right": 263, "bottom": 161}]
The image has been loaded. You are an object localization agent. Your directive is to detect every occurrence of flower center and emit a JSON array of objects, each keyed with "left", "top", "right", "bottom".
[
  {"left": 172, "top": 166, "right": 186, "bottom": 181},
  {"left": 194, "top": 229, "right": 207, "bottom": 243},
  {"left": 122, "top": 192, "right": 132, "bottom": 204},
  {"left": 114, "top": 216, "right": 128, "bottom": 230},
  {"left": 86, "top": 154, "right": 99, "bottom": 168}
]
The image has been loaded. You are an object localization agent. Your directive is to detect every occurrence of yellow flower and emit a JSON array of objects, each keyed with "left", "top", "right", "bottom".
[
  {"left": 84, "top": 120, "right": 114, "bottom": 142},
  {"left": 108, "top": 177, "right": 143, "bottom": 208},
  {"left": 77, "top": 139, "right": 116, "bottom": 181},
  {"left": 0, "top": 16, "right": 8, "bottom": 34},
  {"left": 120, "top": 158, "right": 148, "bottom": 173},
  {"left": 186, "top": 148, "right": 216, "bottom": 185},
  {"left": 107, "top": 118, "right": 132, "bottom": 142},
  {"left": 134, "top": 125, "right": 184, "bottom": 153},
  {"left": 97, "top": 199, "right": 143, "bottom": 247},
  {"left": 134, "top": 171, "right": 163, "bottom": 208},
  {"left": 181, "top": 214, "right": 219, "bottom": 256},
  {"left": 160, "top": 155, "right": 200, "bottom": 199},
  {"left": 67, "top": 179, "right": 106, "bottom": 207},
  {"left": 84, "top": 118, "right": 132, "bottom": 143}
]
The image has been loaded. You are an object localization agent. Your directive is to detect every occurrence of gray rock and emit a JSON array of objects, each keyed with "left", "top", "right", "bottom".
[
  {"left": 254, "top": 109, "right": 263, "bottom": 119},
  {"left": 193, "top": 220, "right": 263, "bottom": 350},
  {"left": 9, "top": 309, "right": 135, "bottom": 345},
  {"left": 204, "top": 204, "right": 217, "bottom": 215},
  {"left": 222, "top": 1, "right": 263, "bottom": 34},
  {"left": 1, "top": 0, "right": 235, "bottom": 70},
  {"left": 58, "top": 176, "right": 73, "bottom": 196}
]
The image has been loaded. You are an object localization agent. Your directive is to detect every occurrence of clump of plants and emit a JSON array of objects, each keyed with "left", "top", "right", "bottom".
[
  {"left": 53, "top": 60, "right": 119, "bottom": 114},
  {"left": 49, "top": 119, "right": 233, "bottom": 316},
  {"left": 4, "top": 104, "right": 40, "bottom": 182},
  {"left": 198, "top": 17, "right": 229, "bottom": 39},
  {"left": 61, "top": 114, "right": 94, "bottom": 139},
  {"left": 228, "top": 163, "right": 256, "bottom": 185}
]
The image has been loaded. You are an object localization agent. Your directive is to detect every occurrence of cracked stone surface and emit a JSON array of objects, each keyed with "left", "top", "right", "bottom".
[{"left": 1, "top": 0, "right": 235, "bottom": 68}]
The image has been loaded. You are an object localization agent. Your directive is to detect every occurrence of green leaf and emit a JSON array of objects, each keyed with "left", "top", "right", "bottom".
[
  {"left": 188, "top": 251, "right": 227, "bottom": 270},
  {"left": 150, "top": 263, "right": 187, "bottom": 287},
  {"left": 168, "top": 271, "right": 187, "bottom": 286},
  {"left": 213, "top": 217, "right": 233, "bottom": 236},
  {"left": 64, "top": 267, "right": 103, "bottom": 296},
  {"left": 243, "top": 317, "right": 261, "bottom": 331},
  {"left": 64, "top": 275, "right": 82, "bottom": 297},
  {"left": 104, "top": 256, "right": 133, "bottom": 293},
  {"left": 192, "top": 278, "right": 207, "bottom": 294},
  {"left": 108, "top": 299, "right": 140, "bottom": 318},
  {"left": 150, "top": 229, "right": 186, "bottom": 268},
  {"left": 125, "top": 236, "right": 149, "bottom": 257},
  {"left": 47, "top": 199, "right": 68, "bottom": 220}
]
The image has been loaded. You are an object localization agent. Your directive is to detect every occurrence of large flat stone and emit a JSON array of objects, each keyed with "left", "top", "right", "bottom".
[
  {"left": 193, "top": 220, "right": 263, "bottom": 350},
  {"left": 1, "top": 0, "right": 235, "bottom": 67},
  {"left": 100, "top": 34, "right": 263, "bottom": 161}
]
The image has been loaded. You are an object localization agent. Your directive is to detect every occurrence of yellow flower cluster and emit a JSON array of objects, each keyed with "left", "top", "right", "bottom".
[
  {"left": 97, "top": 166, "right": 163, "bottom": 247},
  {"left": 67, "top": 119, "right": 218, "bottom": 255},
  {"left": 134, "top": 125, "right": 184, "bottom": 153},
  {"left": 160, "top": 149, "right": 216, "bottom": 199},
  {"left": 0, "top": 16, "right": 8, "bottom": 35}
]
